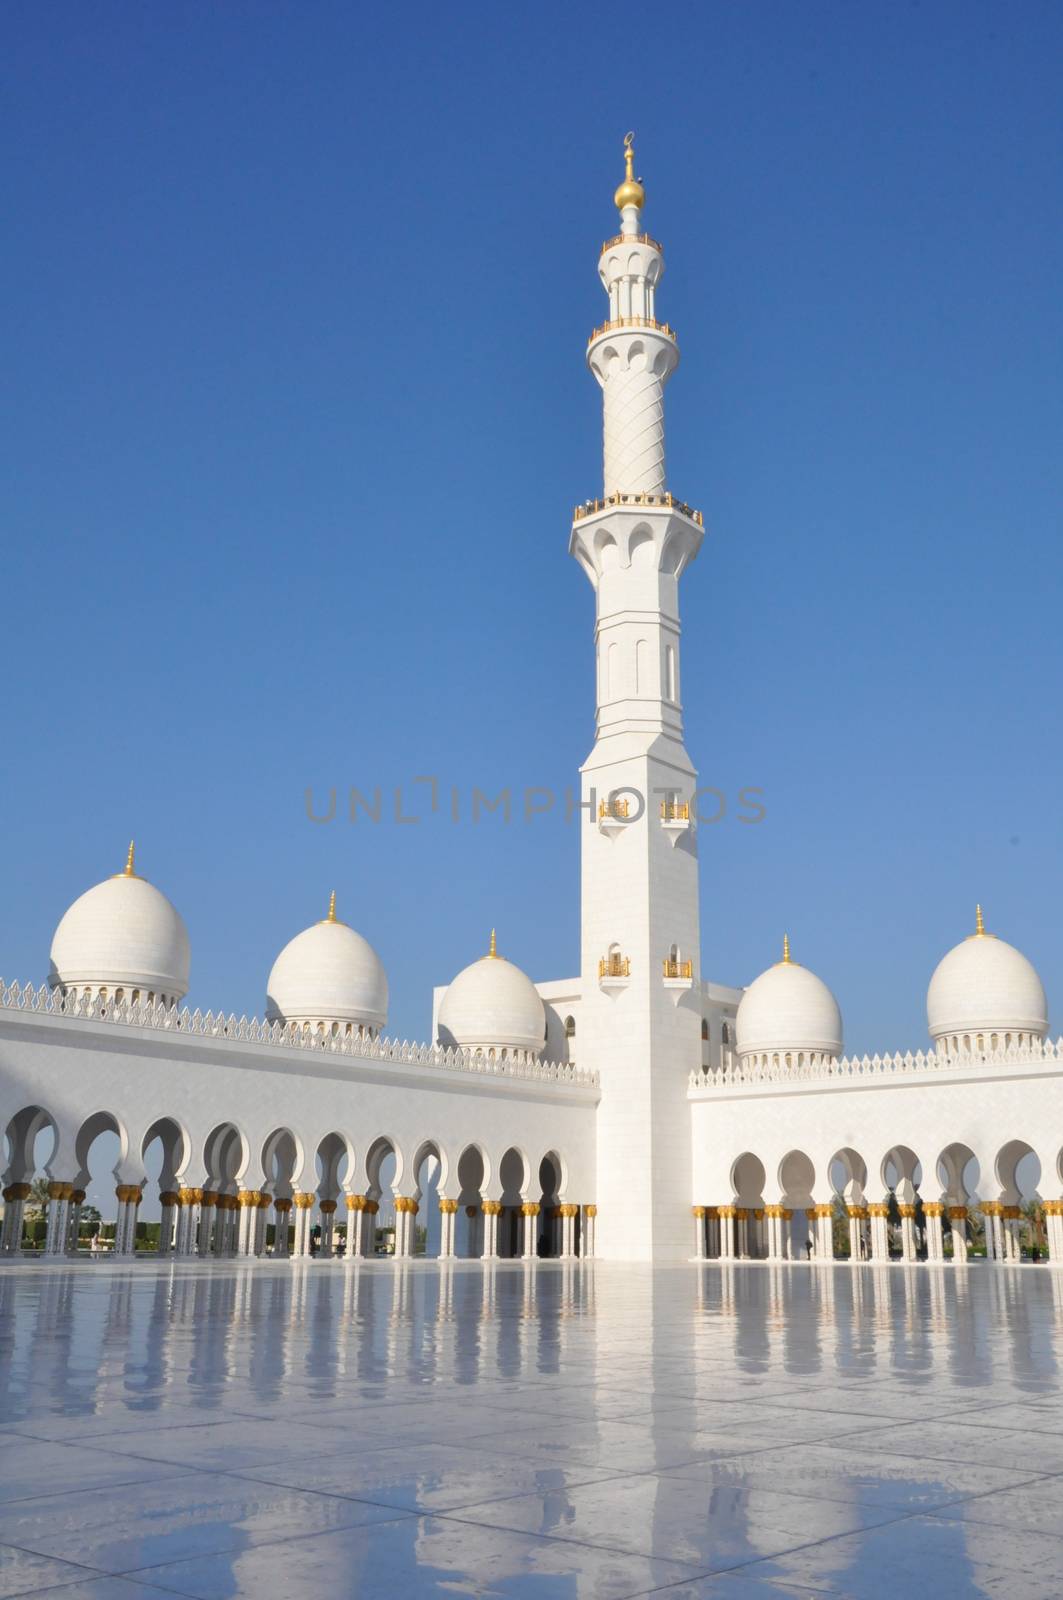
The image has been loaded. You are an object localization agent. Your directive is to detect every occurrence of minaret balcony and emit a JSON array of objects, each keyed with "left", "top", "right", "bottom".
[
  {"left": 587, "top": 315, "right": 677, "bottom": 348},
  {"left": 573, "top": 491, "right": 703, "bottom": 528},
  {"left": 600, "top": 230, "right": 663, "bottom": 256},
  {"left": 660, "top": 799, "right": 692, "bottom": 845},
  {"left": 598, "top": 954, "right": 631, "bottom": 992},
  {"left": 598, "top": 797, "right": 632, "bottom": 837}
]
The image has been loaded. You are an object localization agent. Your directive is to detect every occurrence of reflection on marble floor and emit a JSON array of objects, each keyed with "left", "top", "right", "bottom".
[{"left": 2, "top": 1263, "right": 1063, "bottom": 1597}]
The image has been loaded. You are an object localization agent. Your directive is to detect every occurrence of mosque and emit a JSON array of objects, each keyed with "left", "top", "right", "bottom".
[{"left": 1, "top": 139, "right": 1059, "bottom": 1269}]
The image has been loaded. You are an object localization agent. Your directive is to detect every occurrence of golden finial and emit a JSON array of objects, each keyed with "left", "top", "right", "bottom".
[
  {"left": 488, "top": 928, "right": 498, "bottom": 959},
  {"left": 974, "top": 903, "right": 985, "bottom": 937},
  {"left": 116, "top": 840, "right": 137, "bottom": 879},
  {"left": 781, "top": 933, "right": 792, "bottom": 964},
  {"left": 614, "top": 131, "right": 645, "bottom": 212},
  {"left": 326, "top": 890, "right": 337, "bottom": 923}
]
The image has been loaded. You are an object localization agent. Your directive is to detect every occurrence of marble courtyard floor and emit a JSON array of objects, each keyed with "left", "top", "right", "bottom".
[{"left": 2, "top": 1263, "right": 1063, "bottom": 1599}]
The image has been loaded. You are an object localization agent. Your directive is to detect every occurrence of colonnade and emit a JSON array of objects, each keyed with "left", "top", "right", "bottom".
[
  {"left": 0, "top": 1184, "right": 597, "bottom": 1263},
  {"left": 692, "top": 1198, "right": 1052, "bottom": 1264}
]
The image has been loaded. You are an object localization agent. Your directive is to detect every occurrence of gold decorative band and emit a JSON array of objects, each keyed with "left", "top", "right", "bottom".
[
  {"left": 319, "top": 1200, "right": 337, "bottom": 1215},
  {"left": 293, "top": 1194, "right": 316, "bottom": 1210},
  {"left": 585, "top": 1204, "right": 598, "bottom": 1217},
  {"left": 438, "top": 1199, "right": 459, "bottom": 1214},
  {"left": 274, "top": 1198, "right": 292, "bottom": 1214},
  {"left": 867, "top": 1203, "right": 890, "bottom": 1216},
  {"left": 115, "top": 1184, "right": 142, "bottom": 1205},
  {"left": 922, "top": 1202, "right": 945, "bottom": 1217},
  {"left": 947, "top": 1206, "right": 969, "bottom": 1220},
  {"left": 3, "top": 1183, "right": 32, "bottom": 1202},
  {"left": 159, "top": 1190, "right": 180, "bottom": 1207},
  {"left": 346, "top": 1194, "right": 367, "bottom": 1211},
  {"left": 482, "top": 1200, "right": 503, "bottom": 1216}
]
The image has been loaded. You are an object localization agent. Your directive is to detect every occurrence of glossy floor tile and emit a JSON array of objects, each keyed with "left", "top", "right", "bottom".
[{"left": 2, "top": 1259, "right": 1063, "bottom": 1598}]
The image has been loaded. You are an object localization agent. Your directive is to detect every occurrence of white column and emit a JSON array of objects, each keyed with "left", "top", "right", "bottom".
[
  {"left": 292, "top": 1197, "right": 314, "bottom": 1258},
  {"left": 158, "top": 1193, "right": 178, "bottom": 1256},
  {"left": 868, "top": 1205, "right": 890, "bottom": 1262},
  {"left": 482, "top": 1203, "right": 501, "bottom": 1260},
  {"left": 948, "top": 1207, "right": 969, "bottom": 1263},
  {"left": 561, "top": 1206, "right": 578, "bottom": 1260},
  {"left": 520, "top": 1204, "right": 539, "bottom": 1260},
  {"left": 44, "top": 1184, "right": 72, "bottom": 1256},
  {"left": 114, "top": 1187, "right": 142, "bottom": 1258},
  {"left": 847, "top": 1208, "right": 866, "bottom": 1261},
  {"left": 1, "top": 1185, "right": 30, "bottom": 1254},
  {"left": 236, "top": 1193, "right": 257, "bottom": 1255},
  {"left": 362, "top": 1201, "right": 379, "bottom": 1257},
  {"left": 898, "top": 1206, "right": 918, "bottom": 1263},
  {"left": 345, "top": 1197, "right": 366, "bottom": 1258},
  {"left": 1045, "top": 1205, "right": 1063, "bottom": 1263},
  {"left": 438, "top": 1200, "right": 457, "bottom": 1259},
  {"left": 1003, "top": 1209, "right": 1022, "bottom": 1262},
  {"left": 924, "top": 1205, "right": 944, "bottom": 1261},
  {"left": 718, "top": 1208, "right": 735, "bottom": 1261},
  {"left": 692, "top": 1207, "right": 707, "bottom": 1260},
  {"left": 584, "top": 1205, "right": 597, "bottom": 1258}
]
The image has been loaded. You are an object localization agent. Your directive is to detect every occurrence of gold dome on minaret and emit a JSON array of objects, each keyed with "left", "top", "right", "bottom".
[{"left": 614, "top": 132, "right": 645, "bottom": 212}]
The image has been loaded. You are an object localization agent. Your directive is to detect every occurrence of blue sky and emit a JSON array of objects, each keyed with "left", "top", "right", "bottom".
[{"left": 4, "top": 0, "right": 1061, "bottom": 1060}]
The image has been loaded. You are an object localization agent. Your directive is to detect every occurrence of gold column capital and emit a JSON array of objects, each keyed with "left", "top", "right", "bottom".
[
  {"left": 345, "top": 1194, "right": 367, "bottom": 1211},
  {"left": 319, "top": 1200, "right": 337, "bottom": 1215}
]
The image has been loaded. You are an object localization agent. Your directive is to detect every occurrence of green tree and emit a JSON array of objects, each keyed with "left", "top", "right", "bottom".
[{"left": 25, "top": 1178, "right": 51, "bottom": 1219}]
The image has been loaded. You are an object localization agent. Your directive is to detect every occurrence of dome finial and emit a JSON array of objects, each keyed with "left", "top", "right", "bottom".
[
  {"left": 975, "top": 903, "right": 986, "bottom": 937},
  {"left": 326, "top": 890, "right": 337, "bottom": 924},
  {"left": 614, "top": 131, "right": 645, "bottom": 213},
  {"left": 782, "top": 933, "right": 791, "bottom": 964},
  {"left": 121, "top": 840, "right": 137, "bottom": 878},
  {"left": 488, "top": 927, "right": 498, "bottom": 959}
]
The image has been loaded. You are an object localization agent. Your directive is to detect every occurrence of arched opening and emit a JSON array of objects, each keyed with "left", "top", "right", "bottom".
[
  {"left": 74, "top": 1112, "right": 131, "bottom": 1257},
  {"left": 141, "top": 1117, "right": 188, "bottom": 1255},
  {"left": 537, "top": 1152, "right": 563, "bottom": 1258},
  {"left": 364, "top": 1135, "right": 401, "bottom": 1257},
  {"left": 829, "top": 1147, "right": 867, "bottom": 1260},
  {"left": 881, "top": 1144, "right": 924, "bottom": 1260},
  {"left": 315, "top": 1131, "right": 355, "bottom": 1258},
  {"left": 497, "top": 1146, "right": 529, "bottom": 1258},
  {"left": 456, "top": 1143, "right": 487, "bottom": 1258},
  {"left": 1, "top": 1105, "right": 58, "bottom": 1254},
  {"left": 996, "top": 1139, "right": 1043, "bottom": 1261},
  {"left": 261, "top": 1126, "right": 301, "bottom": 1257},
  {"left": 730, "top": 1151, "right": 766, "bottom": 1259},
  {"left": 779, "top": 1149, "right": 816, "bottom": 1261},
  {"left": 410, "top": 1139, "right": 444, "bottom": 1257}
]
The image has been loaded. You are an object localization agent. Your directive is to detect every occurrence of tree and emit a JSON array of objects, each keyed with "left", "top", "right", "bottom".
[{"left": 25, "top": 1177, "right": 51, "bottom": 1219}]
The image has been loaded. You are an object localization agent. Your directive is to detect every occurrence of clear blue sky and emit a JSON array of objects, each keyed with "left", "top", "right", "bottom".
[{"left": 4, "top": 0, "right": 1061, "bottom": 1061}]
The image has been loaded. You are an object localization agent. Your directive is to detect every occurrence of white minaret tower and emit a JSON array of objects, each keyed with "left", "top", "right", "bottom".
[{"left": 571, "top": 136, "right": 705, "bottom": 1262}]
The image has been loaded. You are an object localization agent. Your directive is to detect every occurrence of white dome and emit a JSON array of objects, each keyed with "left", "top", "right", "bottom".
[
  {"left": 927, "top": 909, "right": 1047, "bottom": 1044},
  {"left": 50, "top": 846, "right": 190, "bottom": 1003},
  {"left": 438, "top": 934, "right": 545, "bottom": 1056},
  {"left": 736, "top": 940, "right": 843, "bottom": 1062},
  {"left": 266, "top": 895, "right": 387, "bottom": 1032}
]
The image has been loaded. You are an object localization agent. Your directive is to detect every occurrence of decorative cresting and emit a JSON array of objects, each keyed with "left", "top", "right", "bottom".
[
  {"left": 690, "top": 1032, "right": 1063, "bottom": 1089},
  {"left": 0, "top": 978, "right": 598, "bottom": 1087}
]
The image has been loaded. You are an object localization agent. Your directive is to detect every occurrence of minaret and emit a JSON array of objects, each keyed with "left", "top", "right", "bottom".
[{"left": 571, "top": 136, "right": 705, "bottom": 1262}]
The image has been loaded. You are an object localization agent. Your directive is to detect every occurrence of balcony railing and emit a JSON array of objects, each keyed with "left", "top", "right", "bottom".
[
  {"left": 599, "top": 798, "right": 631, "bottom": 820},
  {"left": 573, "top": 491, "right": 703, "bottom": 528},
  {"left": 599, "top": 954, "right": 631, "bottom": 979},
  {"left": 588, "top": 316, "right": 676, "bottom": 346},
  {"left": 600, "top": 231, "right": 663, "bottom": 255},
  {"left": 663, "top": 958, "right": 693, "bottom": 980},
  {"left": 660, "top": 801, "right": 690, "bottom": 821}
]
